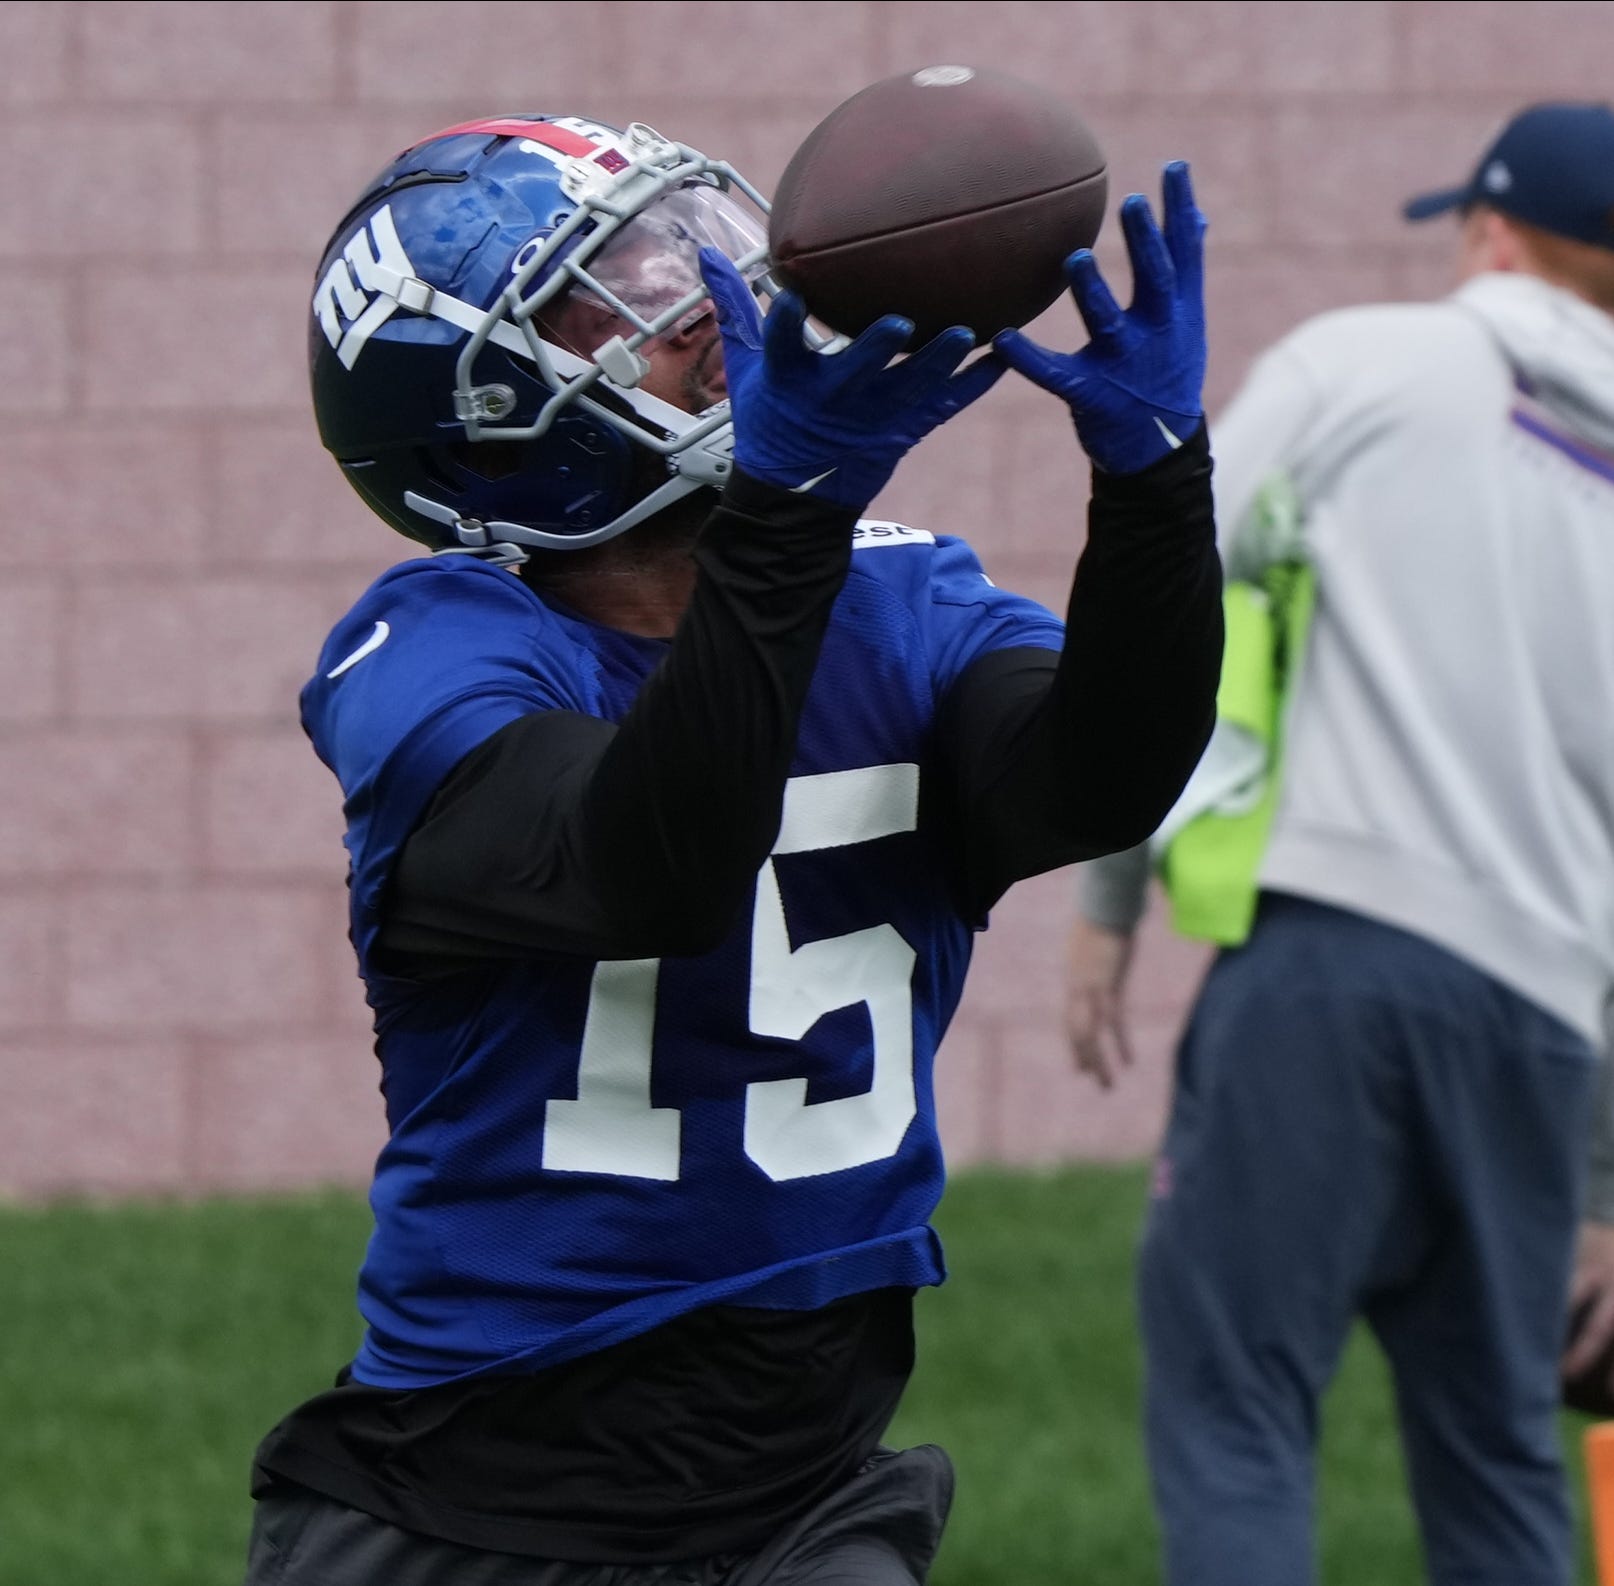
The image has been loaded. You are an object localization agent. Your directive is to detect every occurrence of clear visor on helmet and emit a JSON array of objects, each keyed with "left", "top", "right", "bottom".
[
  {"left": 437, "top": 132, "right": 815, "bottom": 553},
  {"left": 456, "top": 137, "right": 777, "bottom": 469},
  {"left": 567, "top": 184, "right": 768, "bottom": 334}
]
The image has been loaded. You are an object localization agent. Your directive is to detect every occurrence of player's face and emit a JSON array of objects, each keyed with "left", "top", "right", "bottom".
[
  {"left": 556, "top": 185, "right": 763, "bottom": 415},
  {"left": 545, "top": 293, "right": 726, "bottom": 415},
  {"left": 640, "top": 304, "right": 727, "bottom": 413}
]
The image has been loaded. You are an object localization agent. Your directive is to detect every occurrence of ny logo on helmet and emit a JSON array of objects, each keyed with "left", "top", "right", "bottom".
[{"left": 313, "top": 205, "right": 423, "bottom": 370}]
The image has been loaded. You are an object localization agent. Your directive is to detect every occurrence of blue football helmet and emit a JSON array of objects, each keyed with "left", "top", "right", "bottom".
[{"left": 309, "top": 115, "right": 774, "bottom": 559}]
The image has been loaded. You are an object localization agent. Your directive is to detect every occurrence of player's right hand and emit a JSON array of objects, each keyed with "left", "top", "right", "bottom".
[
  {"left": 699, "top": 247, "right": 1003, "bottom": 512},
  {"left": 1066, "top": 917, "right": 1137, "bottom": 1089}
]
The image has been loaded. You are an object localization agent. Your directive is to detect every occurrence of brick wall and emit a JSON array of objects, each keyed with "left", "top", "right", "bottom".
[{"left": 1, "top": 0, "right": 1605, "bottom": 1196}]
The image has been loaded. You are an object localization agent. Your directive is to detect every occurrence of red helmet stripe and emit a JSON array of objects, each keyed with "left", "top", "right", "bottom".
[{"left": 420, "top": 118, "right": 599, "bottom": 156}]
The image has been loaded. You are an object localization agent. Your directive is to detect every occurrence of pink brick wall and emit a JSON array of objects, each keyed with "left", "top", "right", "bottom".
[{"left": 1, "top": 0, "right": 1603, "bottom": 1196}]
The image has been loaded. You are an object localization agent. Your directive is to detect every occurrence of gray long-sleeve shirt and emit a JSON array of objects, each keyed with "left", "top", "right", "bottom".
[{"left": 1080, "top": 272, "right": 1614, "bottom": 1217}]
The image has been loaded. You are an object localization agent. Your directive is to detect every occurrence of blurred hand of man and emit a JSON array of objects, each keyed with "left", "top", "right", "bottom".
[
  {"left": 1066, "top": 917, "right": 1136, "bottom": 1088},
  {"left": 1563, "top": 1220, "right": 1614, "bottom": 1407}
]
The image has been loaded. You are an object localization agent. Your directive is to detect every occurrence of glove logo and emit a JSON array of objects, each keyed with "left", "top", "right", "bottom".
[{"left": 312, "top": 205, "right": 418, "bottom": 371}]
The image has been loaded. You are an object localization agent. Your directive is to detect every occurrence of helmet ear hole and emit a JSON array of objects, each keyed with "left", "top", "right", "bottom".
[
  {"left": 415, "top": 447, "right": 466, "bottom": 497},
  {"left": 449, "top": 439, "right": 531, "bottom": 482}
]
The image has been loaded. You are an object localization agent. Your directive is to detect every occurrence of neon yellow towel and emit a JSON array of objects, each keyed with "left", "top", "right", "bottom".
[{"left": 1155, "top": 483, "right": 1315, "bottom": 945}]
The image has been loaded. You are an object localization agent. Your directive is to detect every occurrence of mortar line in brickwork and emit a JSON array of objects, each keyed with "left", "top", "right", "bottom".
[
  {"left": 36, "top": 575, "right": 65, "bottom": 723},
  {"left": 39, "top": 883, "right": 67, "bottom": 1032},
  {"left": 862, "top": 0, "right": 891, "bottom": 79},
  {"left": 1387, "top": 0, "right": 1417, "bottom": 92},
  {"left": 196, "top": 106, "right": 222, "bottom": 255},
  {"left": 191, "top": 724, "right": 215, "bottom": 882},
  {"left": 59, "top": 258, "right": 90, "bottom": 418},
  {"left": 195, "top": 409, "right": 227, "bottom": 558},
  {"left": 59, "top": 0, "right": 86, "bottom": 97},
  {"left": 331, "top": 0, "right": 360, "bottom": 107},
  {"left": 55, "top": 568, "right": 81, "bottom": 726},
  {"left": 0, "top": 572, "right": 64, "bottom": 724},
  {"left": 179, "top": 1031, "right": 208, "bottom": 1189}
]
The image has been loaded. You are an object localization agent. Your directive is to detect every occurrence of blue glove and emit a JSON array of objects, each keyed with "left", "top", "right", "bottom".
[
  {"left": 698, "top": 246, "right": 1003, "bottom": 510},
  {"left": 994, "top": 161, "right": 1206, "bottom": 474}
]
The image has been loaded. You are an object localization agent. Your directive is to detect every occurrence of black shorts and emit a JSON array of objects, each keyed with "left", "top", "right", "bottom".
[{"left": 243, "top": 1443, "right": 955, "bottom": 1586}]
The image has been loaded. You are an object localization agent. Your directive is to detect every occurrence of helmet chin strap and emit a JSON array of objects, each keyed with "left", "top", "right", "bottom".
[{"left": 404, "top": 457, "right": 722, "bottom": 557}]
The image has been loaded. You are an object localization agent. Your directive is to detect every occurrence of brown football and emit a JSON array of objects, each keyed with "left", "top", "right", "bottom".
[{"left": 768, "top": 65, "right": 1108, "bottom": 345}]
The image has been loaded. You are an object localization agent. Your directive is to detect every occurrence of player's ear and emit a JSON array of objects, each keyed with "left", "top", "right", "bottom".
[{"left": 659, "top": 305, "right": 717, "bottom": 347}]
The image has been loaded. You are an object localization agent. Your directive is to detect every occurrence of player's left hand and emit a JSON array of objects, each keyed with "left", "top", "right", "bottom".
[
  {"left": 994, "top": 161, "right": 1206, "bottom": 475},
  {"left": 699, "top": 246, "right": 1004, "bottom": 511}
]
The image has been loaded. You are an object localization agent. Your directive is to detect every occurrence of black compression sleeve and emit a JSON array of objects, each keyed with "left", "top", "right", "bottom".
[
  {"left": 379, "top": 472, "right": 855, "bottom": 965},
  {"left": 930, "top": 424, "right": 1222, "bottom": 920}
]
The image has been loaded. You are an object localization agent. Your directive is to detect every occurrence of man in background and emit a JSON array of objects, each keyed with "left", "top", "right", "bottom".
[{"left": 1066, "top": 103, "right": 1614, "bottom": 1586}]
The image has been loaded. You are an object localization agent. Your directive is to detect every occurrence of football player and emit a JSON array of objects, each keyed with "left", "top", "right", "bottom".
[{"left": 243, "top": 114, "right": 1220, "bottom": 1584}]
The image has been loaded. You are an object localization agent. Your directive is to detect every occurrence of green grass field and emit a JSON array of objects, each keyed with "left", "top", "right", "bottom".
[{"left": 0, "top": 1166, "right": 1597, "bottom": 1585}]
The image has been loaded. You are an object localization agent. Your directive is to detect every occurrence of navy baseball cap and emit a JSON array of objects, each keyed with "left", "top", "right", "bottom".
[{"left": 1404, "top": 102, "right": 1614, "bottom": 251}]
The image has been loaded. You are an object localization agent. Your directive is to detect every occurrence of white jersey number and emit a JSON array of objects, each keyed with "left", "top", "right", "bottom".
[{"left": 542, "top": 764, "right": 920, "bottom": 1183}]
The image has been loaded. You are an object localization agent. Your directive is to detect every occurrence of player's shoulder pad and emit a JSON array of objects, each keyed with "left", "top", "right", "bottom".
[
  {"left": 302, "top": 555, "right": 591, "bottom": 763},
  {"left": 311, "top": 555, "right": 554, "bottom": 681}
]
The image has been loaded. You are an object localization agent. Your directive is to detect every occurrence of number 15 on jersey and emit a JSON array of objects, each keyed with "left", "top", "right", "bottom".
[{"left": 543, "top": 763, "right": 922, "bottom": 1183}]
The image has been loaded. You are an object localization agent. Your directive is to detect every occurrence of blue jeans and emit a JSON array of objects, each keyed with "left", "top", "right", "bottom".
[{"left": 1139, "top": 894, "right": 1596, "bottom": 1586}]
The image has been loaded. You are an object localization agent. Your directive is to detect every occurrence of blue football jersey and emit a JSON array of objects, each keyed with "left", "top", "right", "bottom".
[{"left": 302, "top": 522, "right": 1064, "bottom": 1389}]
